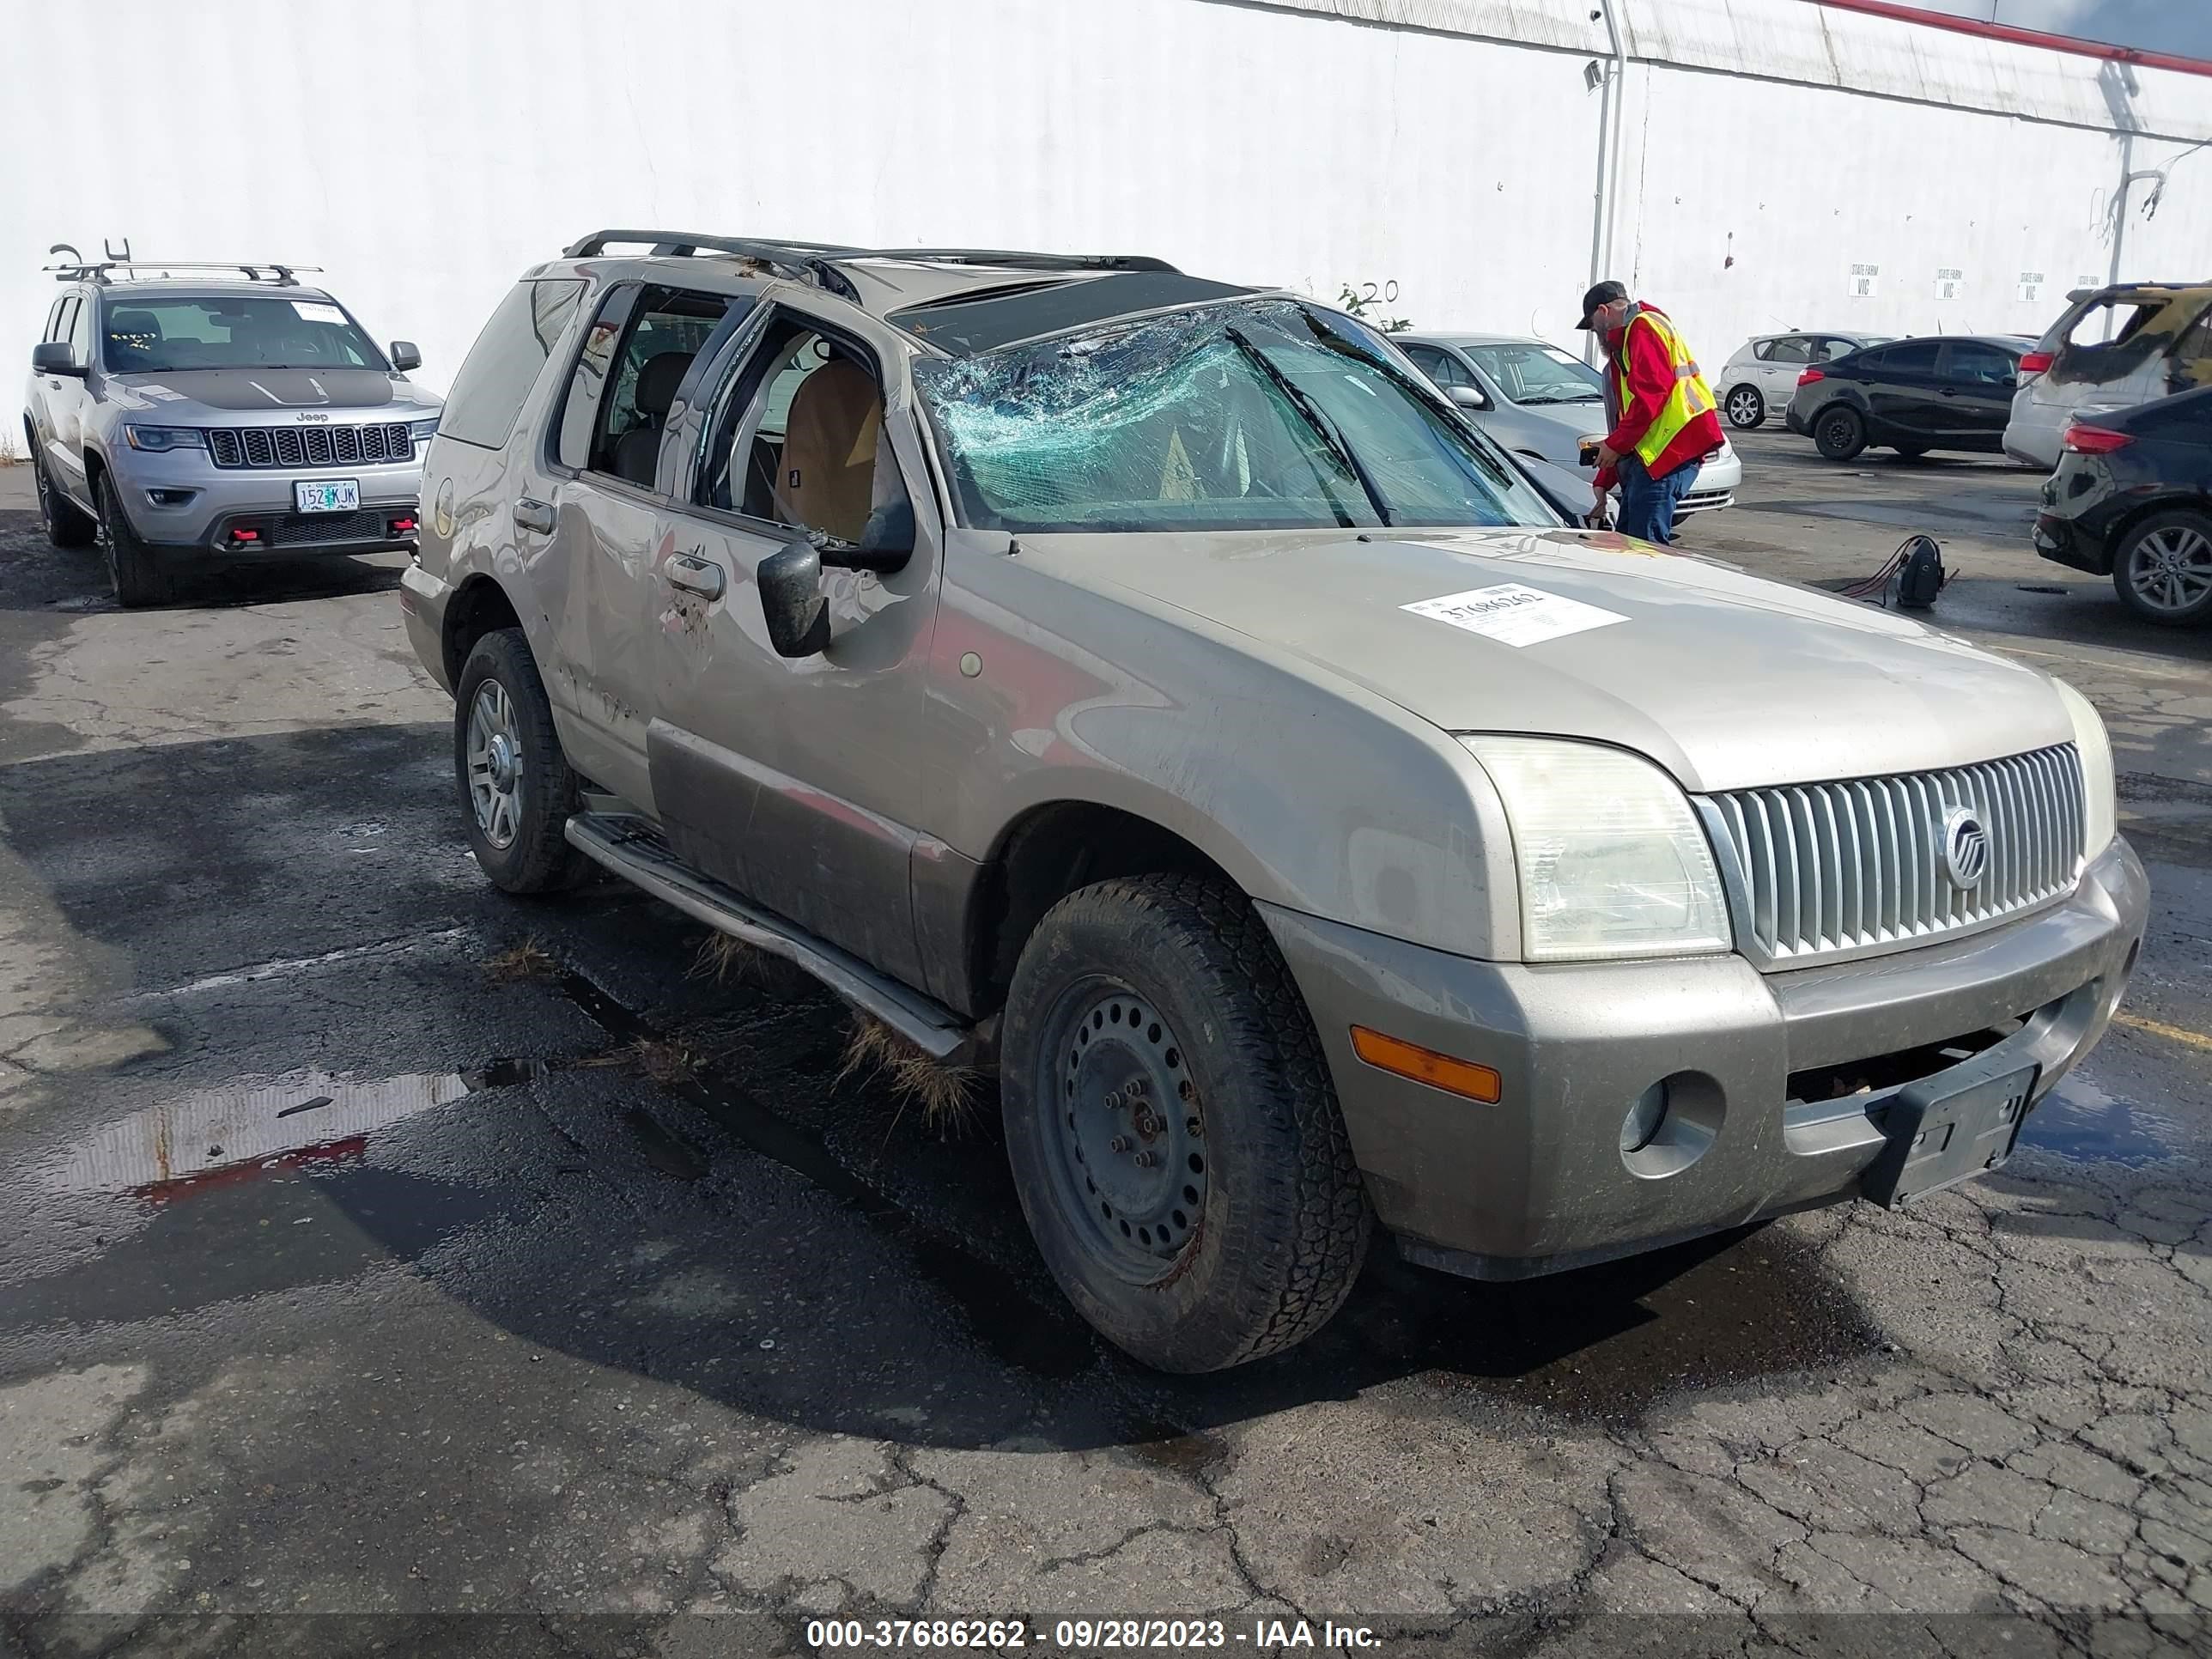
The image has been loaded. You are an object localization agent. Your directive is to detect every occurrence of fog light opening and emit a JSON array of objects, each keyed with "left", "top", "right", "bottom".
[
  {"left": 1620, "top": 1082, "right": 1668, "bottom": 1155},
  {"left": 1619, "top": 1070, "right": 1723, "bottom": 1180}
]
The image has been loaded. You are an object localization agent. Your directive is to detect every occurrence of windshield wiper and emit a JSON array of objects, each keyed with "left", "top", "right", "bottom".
[
  {"left": 1519, "top": 392, "right": 1601, "bottom": 405},
  {"left": 1224, "top": 325, "right": 1391, "bottom": 528}
]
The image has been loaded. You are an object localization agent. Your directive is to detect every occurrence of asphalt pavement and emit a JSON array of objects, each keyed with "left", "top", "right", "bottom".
[{"left": 1, "top": 439, "right": 2209, "bottom": 1657}]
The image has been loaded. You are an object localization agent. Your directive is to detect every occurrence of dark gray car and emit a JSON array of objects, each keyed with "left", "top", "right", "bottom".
[
  {"left": 402, "top": 230, "right": 2144, "bottom": 1371},
  {"left": 23, "top": 258, "right": 439, "bottom": 605}
]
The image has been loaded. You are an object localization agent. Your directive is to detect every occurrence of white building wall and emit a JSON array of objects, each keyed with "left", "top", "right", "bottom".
[{"left": 5, "top": 0, "right": 2210, "bottom": 458}]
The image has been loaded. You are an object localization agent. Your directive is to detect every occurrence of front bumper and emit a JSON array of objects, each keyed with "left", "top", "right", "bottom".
[
  {"left": 1264, "top": 836, "right": 2147, "bottom": 1278},
  {"left": 106, "top": 443, "right": 424, "bottom": 556}
]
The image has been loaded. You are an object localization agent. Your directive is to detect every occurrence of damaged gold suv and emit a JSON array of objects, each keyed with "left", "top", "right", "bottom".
[{"left": 403, "top": 230, "right": 2143, "bottom": 1371}]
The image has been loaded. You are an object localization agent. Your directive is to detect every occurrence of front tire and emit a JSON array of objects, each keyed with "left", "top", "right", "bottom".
[
  {"left": 32, "top": 446, "right": 95, "bottom": 549},
  {"left": 2112, "top": 508, "right": 2212, "bottom": 628},
  {"left": 453, "top": 629, "right": 592, "bottom": 893},
  {"left": 1814, "top": 405, "right": 1867, "bottom": 461},
  {"left": 1000, "top": 874, "right": 1371, "bottom": 1372},
  {"left": 94, "top": 473, "right": 179, "bottom": 606},
  {"left": 1723, "top": 385, "right": 1765, "bottom": 428}
]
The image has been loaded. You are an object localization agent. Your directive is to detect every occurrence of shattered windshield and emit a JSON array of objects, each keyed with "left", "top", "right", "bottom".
[{"left": 912, "top": 299, "right": 1554, "bottom": 534}]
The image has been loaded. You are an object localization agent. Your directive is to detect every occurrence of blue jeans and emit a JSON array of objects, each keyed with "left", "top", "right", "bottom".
[{"left": 1615, "top": 453, "right": 1698, "bottom": 544}]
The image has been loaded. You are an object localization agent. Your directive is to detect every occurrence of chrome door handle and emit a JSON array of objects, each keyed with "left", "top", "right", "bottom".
[
  {"left": 666, "top": 554, "right": 726, "bottom": 599},
  {"left": 514, "top": 497, "right": 555, "bottom": 534}
]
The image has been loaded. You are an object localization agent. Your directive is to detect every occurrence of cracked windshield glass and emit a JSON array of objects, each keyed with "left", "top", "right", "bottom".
[{"left": 915, "top": 299, "right": 1554, "bottom": 532}]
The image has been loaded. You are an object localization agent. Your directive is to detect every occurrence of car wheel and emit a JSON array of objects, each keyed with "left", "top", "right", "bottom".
[
  {"left": 1814, "top": 405, "right": 1867, "bottom": 461},
  {"left": 1723, "top": 385, "right": 1765, "bottom": 428},
  {"left": 31, "top": 447, "right": 95, "bottom": 549},
  {"left": 453, "top": 628, "right": 592, "bottom": 893},
  {"left": 2112, "top": 509, "right": 2212, "bottom": 628},
  {"left": 94, "top": 473, "right": 179, "bottom": 607},
  {"left": 1000, "top": 873, "right": 1371, "bottom": 1372}
]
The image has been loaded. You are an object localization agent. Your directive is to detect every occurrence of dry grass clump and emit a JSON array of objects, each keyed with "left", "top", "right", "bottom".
[
  {"left": 484, "top": 936, "right": 557, "bottom": 983},
  {"left": 576, "top": 1036, "right": 696, "bottom": 1086},
  {"left": 688, "top": 932, "right": 766, "bottom": 984},
  {"left": 836, "top": 1013, "right": 983, "bottom": 1135}
]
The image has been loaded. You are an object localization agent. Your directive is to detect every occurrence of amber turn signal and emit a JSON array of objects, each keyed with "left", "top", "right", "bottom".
[{"left": 1349, "top": 1026, "right": 1502, "bottom": 1103}]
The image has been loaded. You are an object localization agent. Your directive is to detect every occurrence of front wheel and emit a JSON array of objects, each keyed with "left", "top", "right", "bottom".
[
  {"left": 1000, "top": 874, "right": 1371, "bottom": 1372},
  {"left": 95, "top": 473, "right": 179, "bottom": 607},
  {"left": 1814, "top": 405, "right": 1867, "bottom": 461},
  {"left": 1723, "top": 385, "right": 1765, "bottom": 428},
  {"left": 2113, "top": 509, "right": 2212, "bottom": 628},
  {"left": 453, "top": 628, "right": 592, "bottom": 892}
]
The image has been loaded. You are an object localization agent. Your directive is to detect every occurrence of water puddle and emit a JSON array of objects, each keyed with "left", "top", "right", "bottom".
[
  {"left": 49, "top": 1060, "right": 550, "bottom": 1200},
  {"left": 2019, "top": 1073, "right": 2185, "bottom": 1168}
]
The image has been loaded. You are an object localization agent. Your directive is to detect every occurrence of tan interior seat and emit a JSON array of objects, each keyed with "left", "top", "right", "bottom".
[{"left": 776, "top": 358, "right": 883, "bottom": 543}]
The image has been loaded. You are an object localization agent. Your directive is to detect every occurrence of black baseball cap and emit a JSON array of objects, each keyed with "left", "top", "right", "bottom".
[{"left": 1577, "top": 280, "right": 1628, "bottom": 330}]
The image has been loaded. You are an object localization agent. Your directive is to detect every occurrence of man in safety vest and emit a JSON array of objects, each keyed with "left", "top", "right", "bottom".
[{"left": 1577, "top": 280, "right": 1723, "bottom": 545}]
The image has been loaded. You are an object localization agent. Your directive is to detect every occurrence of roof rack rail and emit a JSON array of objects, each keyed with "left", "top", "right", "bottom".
[
  {"left": 42, "top": 260, "right": 320, "bottom": 287},
  {"left": 562, "top": 229, "right": 1180, "bottom": 297},
  {"left": 836, "top": 247, "right": 1180, "bottom": 276}
]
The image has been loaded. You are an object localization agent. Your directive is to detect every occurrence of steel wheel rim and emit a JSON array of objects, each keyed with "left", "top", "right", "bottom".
[
  {"left": 1728, "top": 390, "right": 1759, "bottom": 424},
  {"left": 465, "top": 679, "right": 525, "bottom": 849},
  {"left": 2130, "top": 525, "right": 2212, "bottom": 614},
  {"left": 1819, "top": 413, "right": 1855, "bottom": 453},
  {"left": 1037, "top": 977, "right": 1207, "bottom": 1285}
]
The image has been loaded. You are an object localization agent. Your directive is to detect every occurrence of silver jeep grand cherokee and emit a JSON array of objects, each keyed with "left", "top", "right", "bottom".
[
  {"left": 23, "top": 258, "right": 440, "bottom": 605},
  {"left": 404, "top": 230, "right": 2146, "bottom": 1372}
]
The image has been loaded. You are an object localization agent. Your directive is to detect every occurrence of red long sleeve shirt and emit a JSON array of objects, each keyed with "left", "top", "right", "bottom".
[{"left": 1593, "top": 306, "right": 1723, "bottom": 489}]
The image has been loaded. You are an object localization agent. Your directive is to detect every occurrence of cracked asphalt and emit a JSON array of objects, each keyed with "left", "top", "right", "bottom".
[{"left": 1, "top": 441, "right": 2209, "bottom": 1658}]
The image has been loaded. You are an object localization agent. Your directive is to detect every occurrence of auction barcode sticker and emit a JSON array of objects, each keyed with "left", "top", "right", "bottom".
[{"left": 1401, "top": 582, "right": 1627, "bottom": 647}]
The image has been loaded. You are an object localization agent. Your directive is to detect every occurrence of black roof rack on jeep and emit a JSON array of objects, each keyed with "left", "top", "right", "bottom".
[
  {"left": 562, "top": 229, "right": 1179, "bottom": 301},
  {"left": 43, "top": 260, "right": 319, "bottom": 287}
]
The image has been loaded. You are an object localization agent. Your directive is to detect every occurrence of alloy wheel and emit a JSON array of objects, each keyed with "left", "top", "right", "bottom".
[
  {"left": 2128, "top": 523, "right": 2212, "bottom": 616},
  {"left": 465, "top": 678, "right": 525, "bottom": 849},
  {"left": 1726, "top": 388, "right": 1760, "bottom": 426}
]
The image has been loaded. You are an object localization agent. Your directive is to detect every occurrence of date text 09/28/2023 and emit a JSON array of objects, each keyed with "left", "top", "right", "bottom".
[{"left": 802, "top": 1617, "right": 1383, "bottom": 1650}]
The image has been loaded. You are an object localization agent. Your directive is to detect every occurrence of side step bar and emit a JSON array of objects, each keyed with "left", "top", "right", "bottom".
[{"left": 564, "top": 812, "right": 974, "bottom": 1062}]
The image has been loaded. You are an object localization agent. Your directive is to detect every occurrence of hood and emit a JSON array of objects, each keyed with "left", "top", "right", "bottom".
[
  {"left": 1031, "top": 526, "right": 2069, "bottom": 793},
  {"left": 108, "top": 368, "right": 440, "bottom": 417}
]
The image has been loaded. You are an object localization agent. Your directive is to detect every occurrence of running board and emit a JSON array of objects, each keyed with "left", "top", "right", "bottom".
[{"left": 564, "top": 812, "right": 974, "bottom": 1061}]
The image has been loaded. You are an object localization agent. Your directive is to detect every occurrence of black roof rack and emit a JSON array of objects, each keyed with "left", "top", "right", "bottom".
[
  {"left": 44, "top": 259, "right": 319, "bottom": 287},
  {"left": 562, "top": 228, "right": 1178, "bottom": 301}
]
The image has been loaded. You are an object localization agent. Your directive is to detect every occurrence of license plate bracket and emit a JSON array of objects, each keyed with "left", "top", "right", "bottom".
[
  {"left": 294, "top": 479, "right": 360, "bottom": 514},
  {"left": 1863, "top": 1064, "right": 2038, "bottom": 1210}
]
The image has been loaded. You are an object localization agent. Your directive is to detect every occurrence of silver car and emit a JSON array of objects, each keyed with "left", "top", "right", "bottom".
[
  {"left": 404, "top": 230, "right": 2143, "bottom": 1372},
  {"left": 1395, "top": 331, "right": 1741, "bottom": 517},
  {"left": 1714, "top": 331, "right": 1890, "bottom": 430},
  {"left": 23, "top": 258, "right": 440, "bottom": 605}
]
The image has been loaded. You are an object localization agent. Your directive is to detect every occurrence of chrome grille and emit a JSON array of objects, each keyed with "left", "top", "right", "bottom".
[
  {"left": 1703, "top": 744, "right": 2085, "bottom": 968},
  {"left": 206, "top": 423, "right": 413, "bottom": 469}
]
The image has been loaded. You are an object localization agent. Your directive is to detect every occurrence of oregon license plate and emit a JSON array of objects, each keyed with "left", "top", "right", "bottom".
[{"left": 294, "top": 479, "right": 360, "bottom": 514}]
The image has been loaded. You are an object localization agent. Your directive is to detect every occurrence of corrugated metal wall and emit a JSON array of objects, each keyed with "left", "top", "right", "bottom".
[{"left": 6, "top": 0, "right": 2209, "bottom": 454}]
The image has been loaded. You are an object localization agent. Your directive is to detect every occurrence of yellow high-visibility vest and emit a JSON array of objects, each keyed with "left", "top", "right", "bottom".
[{"left": 1612, "top": 306, "right": 1717, "bottom": 468}]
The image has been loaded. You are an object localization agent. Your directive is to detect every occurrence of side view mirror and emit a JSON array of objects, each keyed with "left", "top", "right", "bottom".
[
  {"left": 758, "top": 538, "right": 832, "bottom": 659},
  {"left": 31, "top": 342, "right": 84, "bottom": 378},
  {"left": 1447, "top": 385, "right": 1489, "bottom": 411},
  {"left": 389, "top": 341, "right": 422, "bottom": 373}
]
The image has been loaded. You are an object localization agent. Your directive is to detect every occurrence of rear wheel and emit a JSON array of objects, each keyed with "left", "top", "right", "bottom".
[
  {"left": 1814, "top": 405, "right": 1867, "bottom": 461},
  {"left": 1000, "top": 873, "right": 1371, "bottom": 1372},
  {"left": 94, "top": 473, "right": 179, "bottom": 607},
  {"left": 1723, "top": 385, "right": 1765, "bottom": 428},
  {"left": 31, "top": 446, "right": 95, "bottom": 549},
  {"left": 2112, "top": 509, "right": 2212, "bottom": 628},
  {"left": 453, "top": 628, "right": 592, "bottom": 892}
]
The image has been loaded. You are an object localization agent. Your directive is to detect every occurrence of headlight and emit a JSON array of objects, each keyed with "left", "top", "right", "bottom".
[
  {"left": 409, "top": 417, "right": 441, "bottom": 443},
  {"left": 1463, "top": 736, "right": 1731, "bottom": 962},
  {"left": 2053, "top": 678, "right": 2117, "bottom": 857},
  {"left": 124, "top": 425, "right": 205, "bottom": 452}
]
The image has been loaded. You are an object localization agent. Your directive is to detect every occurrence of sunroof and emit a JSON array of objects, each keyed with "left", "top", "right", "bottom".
[{"left": 890, "top": 271, "right": 1255, "bottom": 356}]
